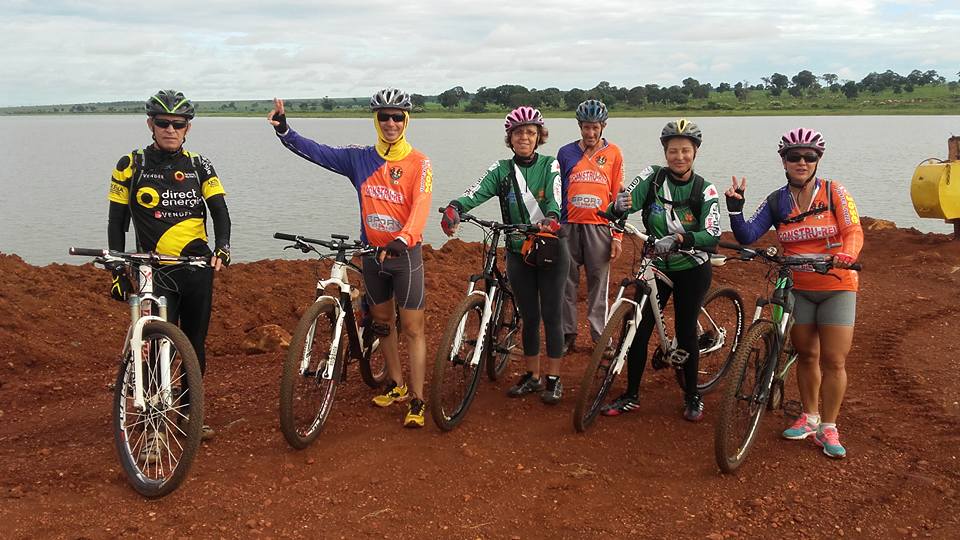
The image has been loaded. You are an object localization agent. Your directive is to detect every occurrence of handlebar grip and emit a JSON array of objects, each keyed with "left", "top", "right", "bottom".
[
  {"left": 274, "top": 232, "right": 298, "bottom": 241},
  {"left": 718, "top": 241, "right": 743, "bottom": 251},
  {"left": 69, "top": 247, "right": 106, "bottom": 257},
  {"left": 849, "top": 263, "right": 862, "bottom": 271}
]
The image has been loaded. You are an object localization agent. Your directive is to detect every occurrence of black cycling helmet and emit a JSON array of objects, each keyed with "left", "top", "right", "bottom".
[
  {"left": 145, "top": 89, "right": 195, "bottom": 119},
  {"left": 660, "top": 118, "right": 702, "bottom": 148},
  {"left": 370, "top": 88, "right": 413, "bottom": 111},
  {"left": 576, "top": 99, "right": 609, "bottom": 123}
]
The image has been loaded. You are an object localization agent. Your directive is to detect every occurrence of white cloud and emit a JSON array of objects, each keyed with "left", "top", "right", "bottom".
[{"left": 2, "top": 0, "right": 959, "bottom": 105}]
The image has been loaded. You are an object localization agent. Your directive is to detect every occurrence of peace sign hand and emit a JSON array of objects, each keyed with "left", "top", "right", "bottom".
[
  {"left": 267, "top": 97, "right": 288, "bottom": 134},
  {"left": 725, "top": 176, "right": 747, "bottom": 213}
]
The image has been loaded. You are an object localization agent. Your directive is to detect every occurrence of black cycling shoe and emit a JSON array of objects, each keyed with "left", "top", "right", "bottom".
[
  {"left": 683, "top": 393, "right": 705, "bottom": 422},
  {"left": 507, "top": 372, "right": 545, "bottom": 397},
  {"left": 540, "top": 376, "right": 563, "bottom": 405}
]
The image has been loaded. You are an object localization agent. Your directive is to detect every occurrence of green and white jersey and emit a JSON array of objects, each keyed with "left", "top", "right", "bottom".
[{"left": 454, "top": 154, "right": 561, "bottom": 252}]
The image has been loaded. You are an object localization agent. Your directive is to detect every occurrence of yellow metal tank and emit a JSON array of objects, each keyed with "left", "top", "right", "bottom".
[{"left": 911, "top": 160, "right": 960, "bottom": 220}]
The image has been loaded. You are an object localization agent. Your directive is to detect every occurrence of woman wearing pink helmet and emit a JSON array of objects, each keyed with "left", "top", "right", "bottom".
[
  {"left": 725, "top": 127, "right": 864, "bottom": 459},
  {"left": 440, "top": 106, "right": 571, "bottom": 404}
]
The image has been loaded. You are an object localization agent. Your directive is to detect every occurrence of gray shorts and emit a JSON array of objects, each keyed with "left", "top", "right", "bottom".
[
  {"left": 792, "top": 290, "right": 857, "bottom": 326},
  {"left": 361, "top": 244, "right": 425, "bottom": 310}
]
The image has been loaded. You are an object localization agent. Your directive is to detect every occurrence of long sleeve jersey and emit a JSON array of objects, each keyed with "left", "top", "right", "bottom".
[
  {"left": 278, "top": 128, "right": 433, "bottom": 248},
  {"left": 557, "top": 139, "right": 624, "bottom": 240},
  {"left": 729, "top": 178, "right": 864, "bottom": 291},
  {"left": 453, "top": 154, "right": 561, "bottom": 253}
]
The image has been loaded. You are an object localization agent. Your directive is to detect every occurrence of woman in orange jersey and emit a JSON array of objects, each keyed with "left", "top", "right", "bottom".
[{"left": 726, "top": 128, "right": 863, "bottom": 458}]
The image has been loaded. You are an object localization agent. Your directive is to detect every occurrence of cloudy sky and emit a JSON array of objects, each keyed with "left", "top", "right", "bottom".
[{"left": 3, "top": 0, "right": 959, "bottom": 106}]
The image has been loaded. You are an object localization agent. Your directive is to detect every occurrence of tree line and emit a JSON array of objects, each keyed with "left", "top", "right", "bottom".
[{"left": 434, "top": 69, "right": 960, "bottom": 111}]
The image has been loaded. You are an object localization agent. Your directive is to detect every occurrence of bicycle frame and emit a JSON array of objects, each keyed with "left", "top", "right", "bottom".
[
  {"left": 126, "top": 263, "right": 172, "bottom": 412},
  {"left": 451, "top": 226, "right": 509, "bottom": 369}
]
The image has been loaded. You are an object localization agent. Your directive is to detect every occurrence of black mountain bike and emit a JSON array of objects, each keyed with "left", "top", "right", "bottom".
[{"left": 431, "top": 211, "right": 539, "bottom": 430}]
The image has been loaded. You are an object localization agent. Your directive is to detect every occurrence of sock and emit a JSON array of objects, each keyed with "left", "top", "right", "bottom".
[
  {"left": 819, "top": 422, "right": 836, "bottom": 433},
  {"left": 806, "top": 413, "right": 820, "bottom": 425}
]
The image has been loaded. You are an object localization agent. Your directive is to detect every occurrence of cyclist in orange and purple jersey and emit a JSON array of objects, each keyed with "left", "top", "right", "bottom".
[
  {"left": 269, "top": 88, "right": 432, "bottom": 428},
  {"left": 727, "top": 127, "right": 863, "bottom": 458},
  {"left": 557, "top": 100, "right": 624, "bottom": 356}
]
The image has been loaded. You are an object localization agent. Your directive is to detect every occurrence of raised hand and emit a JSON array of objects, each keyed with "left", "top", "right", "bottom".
[
  {"left": 267, "top": 98, "right": 288, "bottom": 133},
  {"left": 725, "top": 176, "right": 747, "bottom": 213}
]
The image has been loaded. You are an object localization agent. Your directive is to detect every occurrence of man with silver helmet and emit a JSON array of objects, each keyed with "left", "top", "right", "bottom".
[
  {"left": 107, "top": 89, "right": 232, "bottom": 440},
  {"left": 557, "top": 99, "right": 625, "bottom": 356},
  {"left": 268, "top": 89, "right": 433, "bottom": 428}
]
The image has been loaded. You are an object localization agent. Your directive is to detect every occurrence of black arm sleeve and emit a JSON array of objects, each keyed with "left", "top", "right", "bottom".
[
  {"left": 108, "top": 201, "right": 130, "bottom": 252},
  {"left": 206, "top": 194, "right": 232, "bottom": 249}
]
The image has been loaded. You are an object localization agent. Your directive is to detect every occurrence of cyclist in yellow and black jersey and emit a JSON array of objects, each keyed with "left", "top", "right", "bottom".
[{"left": 106, "top": 89, "right": 231, "bottom": 440}]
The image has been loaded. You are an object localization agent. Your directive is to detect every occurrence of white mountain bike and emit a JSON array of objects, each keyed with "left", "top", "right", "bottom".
[
  {"left": 70, "top": 248, "right": 207, "bottom": 498},
  {"left": 572, "top": 221, "right": 744, "bottom": 433}
]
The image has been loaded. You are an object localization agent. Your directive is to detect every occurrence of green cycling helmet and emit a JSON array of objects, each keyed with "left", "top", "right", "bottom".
[
  {"left": 145, "top": 89, "right": 195, "bottom": 119},
  {"left": 660, "top": 118, "right": 702, "bottom": 147}
]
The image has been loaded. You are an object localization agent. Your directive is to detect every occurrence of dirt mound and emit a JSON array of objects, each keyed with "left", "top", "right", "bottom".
[{"left": 1, "top": 217, "right": 959, "bottom": 538}]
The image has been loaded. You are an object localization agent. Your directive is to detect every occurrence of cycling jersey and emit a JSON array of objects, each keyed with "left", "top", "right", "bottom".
[
  {"left": 611, "top": 165, "right": 721, "bottom": 271},
  {"left": 557, "top": 139, "right": 624, "bottom": 239},
  {"left": 278, "top": 129, "right": 432, "bottom": 248},
  {"left": 453, "top": 154, "right": 561, "bottom": 252},
  {"left": 107, "top": 146, "right": 226, "bottom": 257},
  {"left": 729, "top": 179, "right": 863, "bottom": 291}
]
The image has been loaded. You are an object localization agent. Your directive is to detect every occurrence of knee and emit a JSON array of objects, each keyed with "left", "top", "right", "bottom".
[{"left": 819, "top": 352, "right": 847, "bottom": 372}]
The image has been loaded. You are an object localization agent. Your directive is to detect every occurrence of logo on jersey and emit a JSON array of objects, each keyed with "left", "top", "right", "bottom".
[
  {"left": 704, "top": 184, "right": 719, "bottom": 201},
  {"left": 174, "top": 171, "right": 186, "bottom": 182},
  {"left": 364, "top": 185, "right": 405, "bottom": 204},
  {"left": 136, "top": 187, "right": 160, "bottom": 209},
  {"left": 390, "top": 167, "right": 403, "bottom": 184},
  {"left": 571, "top": 194, "right": 603, "bottom": 209},
  {"left": 421, "top": 166, "right": 433, "bottom": 193},
  {"left": 596, "top": 156, "right": 607, "bottom": 167},
  {"left": 845, "top": 194, "right": 859, "bottom": 224},
  {"left": 366, "top": 214, "right": 402, "bottom": 233}
]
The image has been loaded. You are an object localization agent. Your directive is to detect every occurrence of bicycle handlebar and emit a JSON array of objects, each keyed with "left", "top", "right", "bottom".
[
  {"left": 718, "top": 241, "right": 862, "bottom": 272},
  {"left": 273, "top": 232, "right": 377, "bottom": 256},
  {"left": 69, "top": 248, "right": 211, "bottom": 266},
  {"left": 438, "top": 207, "right": 540, "bottom": 234}
]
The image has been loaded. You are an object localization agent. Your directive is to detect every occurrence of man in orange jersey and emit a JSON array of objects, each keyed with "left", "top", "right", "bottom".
[
  {"left": 557, "top": 100, "right": 624, "bottom": 355},
  {"left": 269, "top": 88, "right": 432, "bottom": 428}
]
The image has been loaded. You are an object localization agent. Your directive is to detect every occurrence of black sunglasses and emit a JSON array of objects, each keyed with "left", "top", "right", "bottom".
[
  {"left": 785, "top": 152, "right": 820, "bottom": 163},
  {"left": 377, "top": 112, "right": 406, "bottom": 123},
  {"left": 153, "top": 118, "right": 189, "bottom": 130}
]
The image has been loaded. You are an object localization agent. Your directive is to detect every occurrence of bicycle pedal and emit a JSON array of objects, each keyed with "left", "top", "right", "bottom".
[{"left": 668, "top": 349, "right": 690, "bottom": 366}]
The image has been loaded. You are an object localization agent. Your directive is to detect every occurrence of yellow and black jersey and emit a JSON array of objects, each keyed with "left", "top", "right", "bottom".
[{"left": 108, "top": 146, "right": 226, "bottom": 257}]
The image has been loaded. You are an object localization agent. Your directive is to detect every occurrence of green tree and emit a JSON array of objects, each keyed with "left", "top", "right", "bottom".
[
  {"left": 842, "top": 81, "right": 858, "bottom": 99},
  {"left": 564, "top": 88, "right": 586, "bottom": 110},
  {"left": 410, "top": 94, "right": 427, "bottom": 108},
  {"left": 321, "top": 97, "right": 335, "bottom": 111},
  {"left": 438, "top": 86, "right": 466, "bottom": 109},
  {"left": 626, "top": 85, "right": 647, "bottom": 107},
  {"left": 717, "top": 82, "right": 732, "bottom": 93},
  {"left": 769, "top": 73, "right": 789, "bottom": 92},
  {"left": 791, "top": 70, "right": 818, "bottom": 90},
  {"left": 821, "top": 73, "right": 838, "bottom": 86},
  {"left": 464, "top": 99, "right": 486, "bottom": 113}
]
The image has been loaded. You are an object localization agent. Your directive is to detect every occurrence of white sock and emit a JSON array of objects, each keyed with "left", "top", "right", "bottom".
[
  {"left": 805, "top": 413, "right": 820, "bottom": 425},
  {"left": 819, "top": 422, "right": 836, "bottom": 432}
]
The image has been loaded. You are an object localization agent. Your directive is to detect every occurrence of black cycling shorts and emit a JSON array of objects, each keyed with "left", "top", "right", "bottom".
[{"left": 361, "top": 243, "right": 425, "bottom": 310}]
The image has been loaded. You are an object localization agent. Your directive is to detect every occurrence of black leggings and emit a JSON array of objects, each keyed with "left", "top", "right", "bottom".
[
  {"left": 625, "top": 263, "right": 711, "bottom": 399},
  {"left": 155, "top": 265, "right": 215, "bottom": 375},
  {"left": 506, "top": 243, "right": 570, "bottom": 359}
]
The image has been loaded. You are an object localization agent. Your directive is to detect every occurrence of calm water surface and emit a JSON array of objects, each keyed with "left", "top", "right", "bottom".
[{"left": 1, "top": 115, "right": 957, "bottom": 265}]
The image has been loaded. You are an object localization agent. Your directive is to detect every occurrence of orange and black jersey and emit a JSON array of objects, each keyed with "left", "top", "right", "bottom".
[{"left": 107, "top": 146, "right": 229, "bottom": 257}]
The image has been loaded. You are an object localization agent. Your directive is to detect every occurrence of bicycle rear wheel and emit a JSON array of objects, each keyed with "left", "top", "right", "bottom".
[
  {"left": 486, "top": 290, "right": 520, "bottom": 381},
  {"left": 431, "top": 295, "right": 486, "bottom": 431},
  {"left": 279, "top": 298, "right": 344, "bottom": 449},
  {"left": 694, "top": 287, "right": 745, "bottom": 394},
  {"left": 113, "top": 321, "right": 203, "bottom": 498},
  {"left": 573, "top": 302, "right": 633, "bottom": 433},
  {"left": 714, "top": 320, "right": 776, "bottom": 473}
]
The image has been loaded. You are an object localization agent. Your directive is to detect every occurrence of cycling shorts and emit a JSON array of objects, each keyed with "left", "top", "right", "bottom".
[
  {"left": 792, "top": 290, "right": 856, "bottom": 326},
  {"left": 361, "top": 243, "right": 425, "bottom": 310}
]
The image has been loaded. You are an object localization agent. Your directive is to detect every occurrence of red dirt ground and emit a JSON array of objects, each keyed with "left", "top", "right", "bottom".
[{"left": 1, "top": 217, "right": 958, "bottom": 539}]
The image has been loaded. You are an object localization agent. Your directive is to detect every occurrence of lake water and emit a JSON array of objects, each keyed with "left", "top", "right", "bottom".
[{"left": 1, "top": 114, "right": 957, "bottom": 265}]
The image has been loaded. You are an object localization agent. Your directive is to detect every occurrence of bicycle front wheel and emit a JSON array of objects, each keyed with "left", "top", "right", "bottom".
[
  {"left": 573, "top": 302, "right": 633, "bottom": 433},
  {"left": 694, "top": 287, "right": 745, "bottom": 394},
  {"left": 486, "top": 290, "right": 520, "bottom": 381},
  {"left": 431, "top": 295, "right": 486, "bottom": 431},
  {"left": 714, "top": 320, "right": 777, "bottom": 473},
  {"left": 279, "top": 298, "right": 344, "bottom": 449},
  {"left": 113, "top": 321, "right": 204, "bottom": 498}
]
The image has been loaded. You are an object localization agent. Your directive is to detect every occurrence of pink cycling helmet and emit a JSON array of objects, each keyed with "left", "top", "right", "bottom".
[
  {"left": 778, "top": 127, "right": 826, "bottom": 156},
  {"left": 504, "top": 106, "right": 544, "bottom": 133}
]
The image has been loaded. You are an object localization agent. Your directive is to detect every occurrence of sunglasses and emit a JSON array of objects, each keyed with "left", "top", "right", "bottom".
[
  {"left": 377, "top": 112, "right": 406, "bottom": 123},
  {"left": 784, "top": 152, "right": 820, "bottom": 163},
  {"left": 153, "top": 118, "right": 189, "bottom": 130}
]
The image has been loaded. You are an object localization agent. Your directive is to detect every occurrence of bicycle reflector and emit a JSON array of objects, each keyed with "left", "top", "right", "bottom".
[{"left": 765, "top": 246, "right": 779, "bottom": 257}]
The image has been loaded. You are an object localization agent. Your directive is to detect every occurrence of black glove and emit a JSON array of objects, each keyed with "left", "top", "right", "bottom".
[
  {"left": 109, "top": 265, "right": 132, "bottom": 302},
  {"left": 384, "top": 239, "right": 408, "bottom": 258},
  {"left": 214, "top": 245, "right": 231, "bottom": 267},
  {"left": 440, "top": 203, "right": 461, "bottom": 236},
  {"left": 272, "top": 112, "right": 288, "bottom": 134},
  {"left": 725, "top": 187, "right": 746, "bottom": 213}
]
